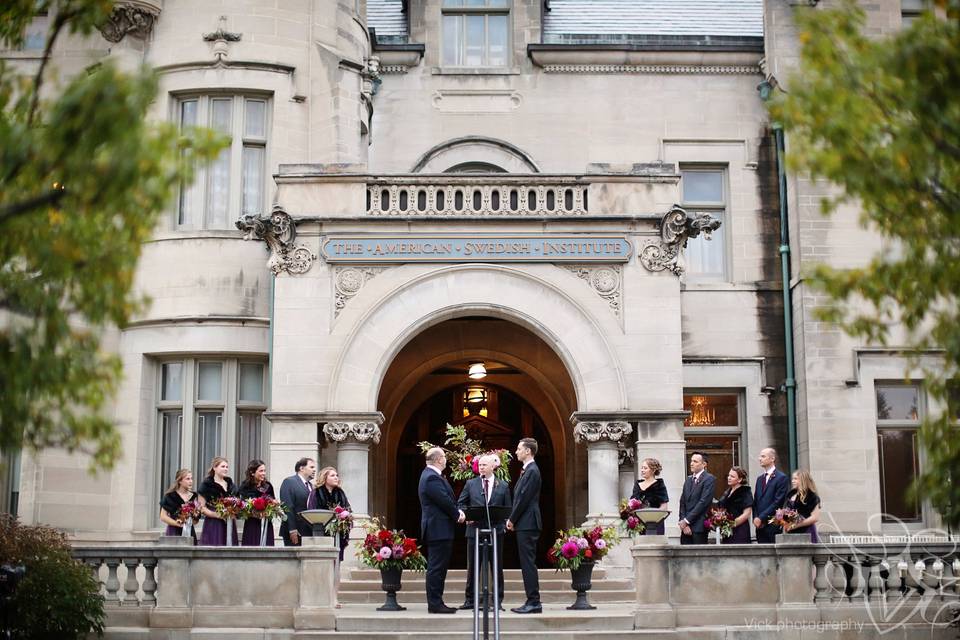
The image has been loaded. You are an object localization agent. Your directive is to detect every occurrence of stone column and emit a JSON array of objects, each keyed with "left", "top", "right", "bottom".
[
  {"left": 321, "top": 419, "right": 382, "bottom": 519},
  {"left": 618, "top": 441, "right": 637, "bottom": 503},
  {"left": 572, "top": 419, "right": 634, "bottom": 522}
]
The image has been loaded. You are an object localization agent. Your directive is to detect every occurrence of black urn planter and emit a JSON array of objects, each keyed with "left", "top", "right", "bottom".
[
  {"left": 567, "top": 560, "right": 597, "bottom": 610},
  {"left": 377, "top": 566, "right": 406, "bottom": 611}
]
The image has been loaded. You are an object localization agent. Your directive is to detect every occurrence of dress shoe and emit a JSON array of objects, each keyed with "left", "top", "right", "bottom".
[
  {"left": 458, "top": 601, "right": 473, "bottom": 610},
  {"left": 428, "top": 605, "right": 457, "bottom": 614},
  {"left": 510, "top": 603, "right": 542, "bottom": 614}
]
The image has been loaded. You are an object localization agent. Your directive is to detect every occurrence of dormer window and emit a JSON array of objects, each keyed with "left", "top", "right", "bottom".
[{"left": 441, "top": 0, "right": 509, "bottom": 67}]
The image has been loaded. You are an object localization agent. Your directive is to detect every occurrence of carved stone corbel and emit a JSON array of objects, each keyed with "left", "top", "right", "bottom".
[
  {"left": 322, "top": 421, "right": 382, "bottom": 445},
  {"left": 98, "top": 1, "right": 161, "bottom": 43},
  {"left": 236, "top": 206, "right": 316, "bottom": 275},
  {"left": 203, "top": 16, "right": 242, "bottom": 63},
  {"left": 573, "top": 421, "right": 633, "bottom": 444},
  {"left": 639, "top": 205, "right": 722, "bottom": 276}
]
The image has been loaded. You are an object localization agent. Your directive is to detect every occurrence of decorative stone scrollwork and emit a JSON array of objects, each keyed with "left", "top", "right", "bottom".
[
  {"left": 322, "top": 422, "right": 382, "bottom": 445},
  {"left": 334, "top": 267, "right": 386, "bottom": 317},
  {"left": 639, "top": 205, "right": 722, "bottom": 276},
  {"left": 573, "top": 421, "right": 633, "bottom": 444},
  {"left": 562, "top": 265, "right": 622, "bottom": 316},
  {"left": 237, "top": 207, "right": 316, "bottom": 275},
  {"left": 98, "top": 2, "right": 160, "bottom": 43},
  {"left": 617, "top": 441, "right": 636, "bottom": 468}
]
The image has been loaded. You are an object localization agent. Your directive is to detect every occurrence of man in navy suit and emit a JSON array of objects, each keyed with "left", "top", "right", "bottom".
[
  {"left": 278, "top": 457, "right": 316, "bottom": 546},
  {"left": 753, "top": 447, "right": 789, "bottom": 543},
  {"left": 418, "top": 447, "right": 465, "bottom": 614},
  {"left": 458, "top": 453, "right": 512, "bottom": 610},
  {"left": 506, "top": 437, "right": 542, "bottom": 614},
  {"left": 678, "top": 451, "right": 716, "bottom": 545}
]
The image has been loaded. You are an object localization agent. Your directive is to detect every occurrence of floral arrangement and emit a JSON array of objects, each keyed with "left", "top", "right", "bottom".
[
  {"left": 418, "top": 424, "right": 512, "bottom": 482},
  {"left": 618, "top": 498, "right": 647, "bottom": 535},
  {"left": 246, "top": 496, "right": 287, "bottom": 521},
  {"left": 356, "top": 517, "right": 427, "bottom": 571},
  {"left": 325, "top": 505, "right": 353, "bottom": 536},
  {"left": 768, "top": 507, "right": 801, "bottom": 530},
  {"left": 177, "top": 501, "right": 201, "bottom": 525},
  {"left": 546, "top": 525, "right": 618, "bottom": 571},
  {"left": 213, "top": 496, "right": 248, "bottom": 520},
  {"left": 703, "top": 506, "right": 735, "bottom": 538}
]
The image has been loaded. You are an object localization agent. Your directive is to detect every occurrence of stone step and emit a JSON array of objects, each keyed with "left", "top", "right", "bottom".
[
  {"left": 106, "top": 629, "right": 683, "bottom": 640},
  {"left": 338, "top": 588, "right": 636, "bottom": 605},
  {"left": 347, "top": 568, "right": 609, "bottom": 580},
  {"left": 338, "top": 578, "right": 634, "bottom": 591}
]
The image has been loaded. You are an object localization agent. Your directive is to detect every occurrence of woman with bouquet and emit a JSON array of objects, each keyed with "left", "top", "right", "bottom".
[
  {"left": 716, "top": 466, "right": 753, "bottom": 544},
  {"left": 630, "top": 458, "right": 669, "bottom": 535},
  {"left": 239, "top": 459, "right": 277, "bottom": 547},
  {"left": 783, "top": 469, "right": 821, "bottom": 542},
  {"left": 198, "top": 457, "right": 240, "bottom": 546},
  {"left": 315, "top": 467, "right": 352, "bottom": 561},
  {"left": 159, "top": 468, "right": 198, "bottom": 542}
]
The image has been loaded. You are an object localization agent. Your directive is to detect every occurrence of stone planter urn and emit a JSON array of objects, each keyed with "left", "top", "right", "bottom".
[
  {"left": 377, "top": 567, "right": 406, "bottom": 611},
  {"left": 567, "top": 560, "right": 597, "bottom": 610}
]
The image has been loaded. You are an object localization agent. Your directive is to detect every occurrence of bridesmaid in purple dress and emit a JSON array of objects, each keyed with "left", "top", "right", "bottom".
[
  {"left": 783, "top": 469, "right": 821, "bottom": 543},
  {"left": 239, "top": 459, "right": 276, "bottom": 546},
  {"left": 717, "top": 466, "right": 753, "bottom": 544},
  {"left": 198, "top": 457, "right": 240, "bottom": 546},
  {"left": 159, "top": 468, "right": 198, "bottom": 542}
]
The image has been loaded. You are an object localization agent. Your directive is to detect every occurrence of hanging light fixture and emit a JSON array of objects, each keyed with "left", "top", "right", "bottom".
[
  {"left": 468, "top": 362, "right": 487, "bottom": 379},
  {"left": 688, "top": 396, "right": 716, "bottom": 426},
  {"left": 464, "top": 386, "right": 488, "bottom": 415}
]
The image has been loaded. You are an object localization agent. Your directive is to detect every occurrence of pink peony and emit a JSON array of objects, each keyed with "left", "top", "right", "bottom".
[
  {"left": 561, "top": 541, "right": 580, "bottom": 559},
  {"left": 378, "top": 547, "right": 392, "bottom": 560},
  {"left": 338, "top": 510, "right": 350, "bottom": 520},
  {"left": 594, "top": 539, "right": 606, "bottom": 550},
  {"left": 628, "top": 498, "right": 642, "bottom": 511},
  {"left": 627, "top": 516, "right": 639, "bottom": 529},
  {"left": 392, "top": 545, "right": 404, "bottom": 559}
]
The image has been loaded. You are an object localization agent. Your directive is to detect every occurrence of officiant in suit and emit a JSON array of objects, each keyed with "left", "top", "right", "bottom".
[
  {"left": 506, "top": 437, "right": 542, "bottom": 614},
  {"left": 458, "top": 453, "right": 512, "bottom": 610},
  {"left": 419, "top": 447, "right": 466, "bottom": 614},
  {"left": 278, "top": 457, "right": 317, "bottom": 546},
  {"left": 678, "top": 451, "right": 716, "bottom": 545}
]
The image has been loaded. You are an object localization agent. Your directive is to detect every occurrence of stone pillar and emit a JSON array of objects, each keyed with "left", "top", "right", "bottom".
[
  {"left": 321, "top": 418, "right": 382, "bottom": 519},
  {"left": 266, "top": 417, "right": 320, "bottom": 487},
  {"left": 618, "top": 441, "right": 637, "bottom": 503},
  {"left": 572, "top": 419, "right": 633, "bottom": 522}
]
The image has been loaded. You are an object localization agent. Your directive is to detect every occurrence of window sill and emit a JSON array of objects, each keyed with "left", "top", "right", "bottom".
[
  {"left": 682, "top": 281, "right": 782, "bottom": 292},
  {"left": 431, "top": 66, "right": 521, "bottom": 76},
  {"left": 149, "top": 229, "right": 246, "bottom": 243}
]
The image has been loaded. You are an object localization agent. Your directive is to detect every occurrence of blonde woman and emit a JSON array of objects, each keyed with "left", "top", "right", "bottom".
[
  {"left": 783, "top": 469, "right": 821, "bottom": 543},
  {"left": 314, "top": 467, "right": 352, "bottom": 561},
  {"left": 159, "top": 469, "right": 198, "bottom": 542},
  {"left": 198, "top": 457, "right": 239, "bottom": 546}
]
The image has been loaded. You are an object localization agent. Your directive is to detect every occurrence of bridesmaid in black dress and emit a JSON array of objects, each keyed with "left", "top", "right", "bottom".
[
  {"left": 315, "top": 466, "right": 352, "bottom": 561},
  {"left": 198, "top": 457, "right": 240, "bottom": 546},
  {"left": 717, "top": 466, "right": 753, "bottom": 544},
  {"left": 239, "top": 459, "right": 276, "bottom": 547},
  {"left": 159, "top": 468, "right": 198, "bottom": 542},
  {"left": 784, "top": 468, "right": 821, "bottom": 543},
  {"left": 630, "top": 458, "right": 669, "bottom": 535}
]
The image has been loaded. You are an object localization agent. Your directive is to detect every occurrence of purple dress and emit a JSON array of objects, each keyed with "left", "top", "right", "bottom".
[
  {"left": 785, "top": 489, "right": 821, "bottom": 543},
  {"left": 239, "top": 481, "right": 276, "bottom": 547},
  {"left": 160, "top": 490, "right": 198, "bottom": 543},
  {"left": 631, "top": 478, "right": 669, "bottom": 535},
  {"left": 198, "top": 476, "right": 240, "bottom": 546},
  {"left": 717, "top": 485, "right": 753, "bottom": 544}
]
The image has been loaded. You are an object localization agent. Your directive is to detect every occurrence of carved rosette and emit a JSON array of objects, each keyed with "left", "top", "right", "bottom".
[
  {"left": 98, "top": 2, "right": 160, "bottom": 43},
  {"left": 322, "top": 422, "right": 382, "bottom": 445},
  {"left": 562, "top": 265, "right": 622, "bottom": 316},
  {"left": 334, "top": 267, "right": 386, "bottom": 317},
  {"left": 573, "top": 421, "right": 633, "bottom": 444},
  {"left": 236, "top": 207, "right": 316, "bottom": 275},
  {"left": 639, "top": 205, "right": 722, "bottom": 276}
]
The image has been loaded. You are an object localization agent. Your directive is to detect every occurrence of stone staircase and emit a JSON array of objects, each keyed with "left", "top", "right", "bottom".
[{"left": 321, "top": 567, "right": 641, "bottom": 639}]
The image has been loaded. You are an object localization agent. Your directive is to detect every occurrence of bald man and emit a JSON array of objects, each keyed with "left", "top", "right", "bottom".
[
  {"left": 753, "top": 447, "right": 788, "bottom": 543},
  {"left": 418, "top": 447, "right": 466, "bottom": 613}
]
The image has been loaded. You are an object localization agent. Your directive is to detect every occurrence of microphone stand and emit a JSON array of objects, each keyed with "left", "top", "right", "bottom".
[{"left": 472, "top": 477, "right": 501, "bottom": 640}]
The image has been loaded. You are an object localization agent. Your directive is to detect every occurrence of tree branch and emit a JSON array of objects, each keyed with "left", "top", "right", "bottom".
[{"left": 0, "top": 187, "right": 65, "bottom": 224}]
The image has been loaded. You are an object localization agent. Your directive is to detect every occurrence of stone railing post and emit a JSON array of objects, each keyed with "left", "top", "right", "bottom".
[
  {"left": 294, "top": 536, "right": 339, "bottom": 630},
  {"left": 149, "top": 537, "right": 193, "bottom": 629},
  {"left": 321, "top": 412, "right": 384, "bottom": 519},
  {"left": 775, "top": 534, "right": 818, "bottom": 623}
]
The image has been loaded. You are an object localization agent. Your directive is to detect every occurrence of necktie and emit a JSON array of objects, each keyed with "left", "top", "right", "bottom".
[
  {"left": 305, "top": 481, "right": 316, "bottom": 509},
  {"left": 483, "top": 478, "right": 490, "bottom": 504},
  {"left": 763, "top": 474, "right": 770, "bottom": 491},
  {"left": 694, "top": 475, "right": 700, "bottom": 485}
]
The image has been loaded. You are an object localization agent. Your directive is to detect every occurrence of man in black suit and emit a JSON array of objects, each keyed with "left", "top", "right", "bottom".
[
  {"left": 753, "top": 447, "right": 789, "bottom": 543},
  {"left": 458, "top": 453, "right": 512, "bottom": 610},
  {"left": 418, "top": 447, "right": 466, "bottom": 614},
  {"left": 278, "top": 457, "right": 317, "bottom": 546},
  {"left": 678, "top": 451, "right": 716, "bottom": 545},
  {"left": 506, "top": 437, "right": 542, "bottom": 614}
]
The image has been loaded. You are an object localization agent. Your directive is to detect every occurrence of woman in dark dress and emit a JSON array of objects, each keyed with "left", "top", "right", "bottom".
[
  {"left": 315, "top": 467, "right": 352, "bottom": 561},
  {"left": 784, "top": 468, "right": 821, "bottom": 543},
  {"left": 239, "top": 459, "right": 276, "bottom": 547},
  {"left": 159, "top": 468, "right": 198, "bottom": 542},
  {"left": 717, "top": 466, "right": 753, "bottom": 544},
  {"left": 198, "top": 457, "right": 240, "bottom": 546},
  {"left": 630, "top": 458, "right": 669, "bottom": 535}
]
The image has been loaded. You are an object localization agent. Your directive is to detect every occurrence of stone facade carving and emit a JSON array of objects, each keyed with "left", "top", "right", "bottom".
[
  {"left": 562, "top": 265, "right": 621, "bottom": 316},
  {"left": 639, "top": 205, "right": 722, "bottom": 276},
  {"left": 236, "top": 207, "right": 316, "bottom": 275},
  {"left": 573, "top": 421, "right": 633, "bottom": 444},
  {"left": 202, "top": 16, "right": 242, "bottom": 63},
  {"left": 334, "top": 267, "right": 386, "bottom": 316},
  {"left": 617, "top": 441, "right": 636, "bottom": 468},
  {"left": 322, "top": 421, "right": 382, "bottom": 445},
  {"left": 98, "top": 2, "right": 160, "bottom": 43},
  {"left": 542, "top": 65, "right": 760, "bottom": 75}
]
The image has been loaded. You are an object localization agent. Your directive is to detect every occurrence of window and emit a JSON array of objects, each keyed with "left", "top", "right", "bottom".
[
  {"left": 681, "top": 168, "right": 727, "bottom": 280},
  {"left": 876, "top": 384, "right": 922, "bottom": 522},
  {"left": 442, "top": 0, "right": 510, "bottom": 68},
  {"left": 0, "top": 449, "right": 21, "bottom": 517},
  {"left": 901, "top": 0, "right": 926, "bottom": 26},
  {"left": 176, "top": 95, "right": 269, "bottom": 229},
  {"left": 156, "top": 358, "right": 268, "bottom": 519},
  {"left": 682, "top": 392, "right": 742, "bottom": 500}
]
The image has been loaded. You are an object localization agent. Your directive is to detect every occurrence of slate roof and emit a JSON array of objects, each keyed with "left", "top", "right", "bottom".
[
  {"left": 544, "top": 0, "right": 763, "bottom": 38},
  {"left": 368, "top": 0, "right": 408, "bottom": 39}
]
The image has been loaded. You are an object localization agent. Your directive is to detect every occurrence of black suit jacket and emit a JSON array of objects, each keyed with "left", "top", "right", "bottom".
[
  {"left": 457, "top": 475, "right": 512, "bottom": 538},
  {"left": 419, "top": 467, "right": 460, "bottom": 542},
  {"left": 753, "top": 469, "right": 789, "bottom": 523},
  {"left": 679, "top": 471, "right": 716, "bottom": 534},
  {"left": 508, "top": 461, "right": 542, "bottom": 532},
  {"left": 279, "top": 474, "right": 313, "bottom": 538}
]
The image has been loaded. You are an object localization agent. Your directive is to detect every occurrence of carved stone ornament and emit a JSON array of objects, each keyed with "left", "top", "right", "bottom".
[
  {"left": 322, "top": 422, "right": 382, "bottom": 445},
  {"left": 203, "top": 16, "right": 242, "bottom": 63},
  {"left": 562, "top": 265, "right": 621, "bottom": 316},
  {"left": 98, "top": 2, "right": 160, "bottom": 43},
  {"left": 639, "top": 205, "right": 722, "bottom": 276},
  {"left": 236, "top": 207, "right": 316, "bottom": 275},
  {"left": 335, "top": 267, "right": 386, "bottom": 317},
  {"left": 573, "top": 421, "right": 633, "bottom": 444},
  {"left": 617, "top": 441, "right": 636, "bottom": 468}
]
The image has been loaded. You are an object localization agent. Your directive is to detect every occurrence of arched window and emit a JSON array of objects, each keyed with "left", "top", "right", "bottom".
[{"left": 412, "top": 136, "right": 539, "bottom": 173}]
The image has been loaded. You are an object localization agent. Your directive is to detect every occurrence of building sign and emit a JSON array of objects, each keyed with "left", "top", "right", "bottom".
[{"left": 321, "top": 235, "right": 632, "bottom": 263}]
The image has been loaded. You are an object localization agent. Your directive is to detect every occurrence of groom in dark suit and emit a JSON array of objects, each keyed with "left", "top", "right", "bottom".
[
  {"left": 678, "top": 451, "right": 716, "bottom": 545},
  {"left": 278, "top": 457, "right": 316, "bottom": 546},
  {"left": 506, "top": 437, "right": 542, "bottom": 614},
  {"left": 458, "top": 453, "right": 512, "bottom": 610},
  {"left": 418, "top": 447, "right": 465, "bottom": 614},
  {"left": 753, "top": 447, "right": 789, "bottom": 543}
]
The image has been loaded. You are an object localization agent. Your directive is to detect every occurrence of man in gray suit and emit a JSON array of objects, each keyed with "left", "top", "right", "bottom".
[
  {"left": 678, "top": 451, "right": 715, "bottom": 545},
  {"left": 278, "top": 457, "right": 317, "bottom": 546}
]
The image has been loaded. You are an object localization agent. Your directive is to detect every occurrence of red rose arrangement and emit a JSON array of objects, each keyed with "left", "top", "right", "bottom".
[
  {"left": 547, "top": 525, "right": 618, "bottom": 571},
  {"left": 177, "top": 501, "right": 201, "bottom": 525},
  {"left": 704, "top": 506, "right": 735, "bottom": 538},
  {"left": 356, "top": 517, "right": 427, "bottom": 571},
  {"left": 417, "top": 424, "right": 513, "bottom": 482},
  {"left": 325, "top": 505, "right": 354, "bottom": 536},
  {"left": 213, "top": 496, "right": 248, "bottom": 520},
  {"left": 245, "top": 496, "right": 287, "bottom": 521},
  {"left": 618, "top": 497, "right": 647, "bottom": 535},
  {"left": 768, "top": 508, "right": 801, "bottom": 531}
]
